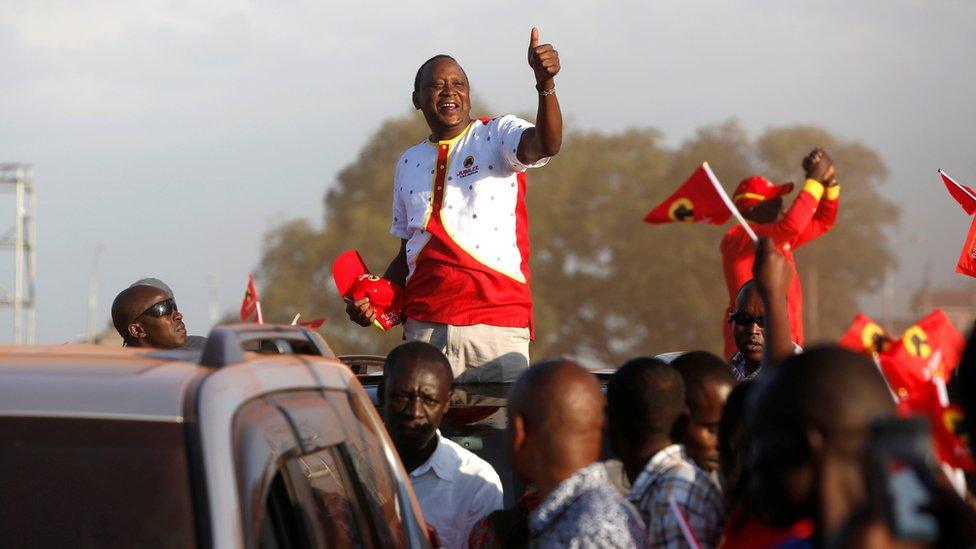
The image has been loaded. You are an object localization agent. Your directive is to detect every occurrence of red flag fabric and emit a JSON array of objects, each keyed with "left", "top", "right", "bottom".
[
  {"left": 940, "top": 170, "right": 976, "bottom": 215},
  {"left": 957, "top": 215, "right": 976, "bottom": 278},
  {"left": 876, "top": 311, "right": 974, "bottom": 471},
  {"left": 240, "top": 274, "right": 261, "bottom": 323},
  {"left": 913, "top": 309, "right": 964, "bottom": 376},
  {"left": 299, "top": 318, "right": 326, "bottom": 329},
  {"left": 838, "top": 313, "right": 890, "bottom": 355},
  {"left": 644, "top": 163, "right": 732, "bottom": 225}
]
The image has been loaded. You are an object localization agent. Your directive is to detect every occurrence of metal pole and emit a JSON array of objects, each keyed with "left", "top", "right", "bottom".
[
  {"left": 26, "top": 174, "right": 36, "bottom": 344},
  {"left": 13, "top": 167, "right": 24, "bottom": 344},
  {"left": 87, "top": 243, "right": 105, "bottom": 343}
]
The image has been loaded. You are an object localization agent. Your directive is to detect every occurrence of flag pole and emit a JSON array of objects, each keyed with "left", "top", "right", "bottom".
[
  {"left": 939, "top": 169, "right": 976, "bottom": 204},
  {"left": 703, "top": 162, "right": 758, "bottom": 242},
  {"left": 256, "top": 301, "right": 264, "bottom": 324},
  {"left": 290, "top": 313, "right": 301, "bottom": 325}
]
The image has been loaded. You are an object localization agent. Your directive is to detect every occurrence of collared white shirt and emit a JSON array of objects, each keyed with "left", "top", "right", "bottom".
[
  {"left": 409, "top": 432, "right": 503, "bottom": 549},
  {"left": 391, "top": 115, "right": 547, "bottom": 285}
]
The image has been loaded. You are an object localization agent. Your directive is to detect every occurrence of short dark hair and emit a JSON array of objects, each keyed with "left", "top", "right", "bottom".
[
  {"left": 383, "top": 341, "right": 453, "bottom": 386},
  {"left": 672, "top": 351, "right": 735, "bottom": 408},
  {"left": 607, "top": 356, "right": 686, "bottom": 445},
  {"left": 413, "top": 54, "right": 461, "bottom": 93}
]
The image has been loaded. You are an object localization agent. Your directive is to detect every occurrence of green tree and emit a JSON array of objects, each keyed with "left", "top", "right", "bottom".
[{"left": 254, "top": 115, "right": 898, "bottom": 363}]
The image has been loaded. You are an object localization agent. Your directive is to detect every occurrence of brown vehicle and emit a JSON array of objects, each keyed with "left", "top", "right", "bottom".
[{"left": 0, "top": 324, "right": 431, "bottom": 549}]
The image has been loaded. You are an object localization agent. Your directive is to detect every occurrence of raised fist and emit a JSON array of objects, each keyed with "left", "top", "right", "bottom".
[
  {"left": 528, "top": 27, "right": 560, "bottom": 89},
  {"left": 802, "top": 147, "right": 835, "bottom": 183}
]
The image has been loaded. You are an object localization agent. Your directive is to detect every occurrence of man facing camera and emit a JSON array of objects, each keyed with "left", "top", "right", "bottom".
[
  {"left": 382, "top": 341, "right": 502, "bottom": 549},
  {"left": 347, "top": 28, "right": 563, "bottom": 383}
]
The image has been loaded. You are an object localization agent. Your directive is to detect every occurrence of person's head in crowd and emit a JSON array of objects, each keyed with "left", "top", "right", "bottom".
[
  {"left": 129, "top": 277, "right": 174, "bottom": 298},
  {"left": 718, "top": 380, "right": 755, "bottom": 508},
  {"left": 111, "top": 284, "right": 186, "bottom": 349},
  {"left": 672, "top": 351, "right": 736, "bottom": 474},
  {"left": 607, "top": 356, "right": 687, "bottom": 482},
  {"left": 507, "top": 359, "right": 604, "bottom": 497},
  {"left": 731, "top": 280, "right": 765, "bottom": 365},
  {"left": 735, "top": 176, "right": 790, "bottom": 225},
  {"left": 382, "top": 341, "right": 454, "bottom": 471},
  {"left": 748, "top": 346, "right": 894, "bottom": 538},
  {"left": 412, "top": 54, "right": 472, "bottom": 140}
]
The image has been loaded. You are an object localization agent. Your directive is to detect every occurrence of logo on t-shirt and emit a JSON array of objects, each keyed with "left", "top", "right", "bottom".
[{"left": 458, "top": 155, "right": 480, "bottom": 179}]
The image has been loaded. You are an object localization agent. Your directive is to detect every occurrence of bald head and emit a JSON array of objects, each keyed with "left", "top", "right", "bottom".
[
  {"left": 749, "top": 346, "right": 895, "bottom": 526},
  {"left": 111, "top": 284, "right": 186, "bottom": 348},
  {"left": 508, "top": 360, "right": 605, "bottom": 487},
  {"left": 112, "top": 285, "right": 170, "bottom": 342}
]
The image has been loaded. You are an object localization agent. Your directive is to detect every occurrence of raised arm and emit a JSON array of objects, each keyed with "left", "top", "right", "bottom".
[
  {"left": 763, "top": 148, "right": 834, "bottom": 247},
  {"left": 517, "top": 27, "right": 562, "bottom": 164},
  {"left": 753, "top": 238, "right": 795, "bottom": 370}
]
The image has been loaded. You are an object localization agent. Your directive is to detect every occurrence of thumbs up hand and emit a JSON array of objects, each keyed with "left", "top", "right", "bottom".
[{"left": 527, "top": 27, "right": 560, "bottom": 90}]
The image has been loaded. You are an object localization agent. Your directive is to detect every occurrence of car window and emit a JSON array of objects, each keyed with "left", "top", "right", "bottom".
[
  {"left": 286, "top": 447, "right": 372, "bottom": 548},
  {"left": 268, "top": 390, "right": 410, "bottom": 547},
  {"left": 0, "top": 416, "right": 196, "bottom": 547}
]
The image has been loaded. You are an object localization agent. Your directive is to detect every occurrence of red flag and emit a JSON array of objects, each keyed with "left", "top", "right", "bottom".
[
  {"left": 240, "top": 274, "right": 263, "bottom": 324},
  {"left": 940, "top": 170, "right": 976, "bottom": 215},
  {"left": 897, "top": 381, "right": 976, "bottom": 471},
  {"left": 838, "top": 313, "right": 890, "bottom": 355},
  {"left": 299, "top": 318, "right": 326, "bottom": 329},
  {"left": 644, "top": 163, "right": 732, "bottom": 225},
  {"left": 913, "top": 309, "right": 964, "bottom": 376},
  {"left": 957, "top": 215, "right": 976, "bottom": 278},
  {"left": 877, "top": 311, "right": 974, "bottom": 471}
]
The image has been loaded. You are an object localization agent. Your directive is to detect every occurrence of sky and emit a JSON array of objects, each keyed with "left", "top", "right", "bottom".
[{"left": 0, "top": 0, "right": 974, "bottom": 343}]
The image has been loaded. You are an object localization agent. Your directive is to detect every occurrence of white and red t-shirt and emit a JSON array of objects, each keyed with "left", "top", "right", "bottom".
[{"left": 390, "top": 115, "right": 548, "bottom": 333}]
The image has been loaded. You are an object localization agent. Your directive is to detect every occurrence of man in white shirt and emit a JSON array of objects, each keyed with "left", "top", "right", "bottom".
[
  {"left": 382, "top": 341, "right": 503, "bottom": 548},
  {"left": 347, "top": 27, "right": 563, "bottom": 383}
]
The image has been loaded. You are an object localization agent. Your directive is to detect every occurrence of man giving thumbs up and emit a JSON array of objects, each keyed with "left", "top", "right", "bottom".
[{"left": 346, "top": 28, "right": 563, "bottom": 383}]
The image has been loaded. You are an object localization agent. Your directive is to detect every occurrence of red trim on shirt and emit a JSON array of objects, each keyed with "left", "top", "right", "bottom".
[{"left": 405, "top": 120, "right": 534, "bottom": 336}]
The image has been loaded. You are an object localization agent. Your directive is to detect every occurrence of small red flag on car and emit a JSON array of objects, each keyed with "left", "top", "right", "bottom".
[
  {"left": 299, "top": 318, "right": 326, "bottom": 329},
  {"left": 240, "top": 274, "right": 263, "bottom": 324},
  {"left": 940, "top": 170, "right": 976, "bottom": 215},
  {"left": 644, "top": 163, "right": 733, "bottom": 225}
]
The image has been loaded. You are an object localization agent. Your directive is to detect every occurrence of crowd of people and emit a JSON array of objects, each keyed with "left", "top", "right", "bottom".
[{"left": 103, "top": 28, "right": 976, "bottom": 549}]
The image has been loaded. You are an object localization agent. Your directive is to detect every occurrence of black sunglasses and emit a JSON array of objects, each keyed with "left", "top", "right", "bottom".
[
  {"left": 729, "top": 311, "right": 764, "bottom": 328},
  {"left": 135, "top": 298, "right": 178, "bottom": 320}
]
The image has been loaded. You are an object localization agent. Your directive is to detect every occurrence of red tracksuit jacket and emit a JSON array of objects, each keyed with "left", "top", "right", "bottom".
[{"left": 720, "top": 180, "right": 840, "bottom": 359}]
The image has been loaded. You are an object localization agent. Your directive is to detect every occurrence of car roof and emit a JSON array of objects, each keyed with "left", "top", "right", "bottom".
[
  {"left": 0, "top": 327, "right": 353, "bottom": 423},
  {"left": 0, "top": 344, "right": 210, "bottom": 422}
]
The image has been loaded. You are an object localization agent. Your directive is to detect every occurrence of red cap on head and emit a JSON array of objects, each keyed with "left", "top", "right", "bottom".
[{"left": 732, "top": 176, "right": 794, "bottom": 210}]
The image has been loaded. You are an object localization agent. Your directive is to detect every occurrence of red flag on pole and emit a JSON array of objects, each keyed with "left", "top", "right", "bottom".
[
  {"left": 838, "top": 313, "right": 890, "bottom": 355},
  {"left": 957, "top": 216, "right": 976, "bottom": 278},
  {"left": 240, "top": 274, "right": 263, "bottom": 324},
  {"left": 874, "top": 310, "right": 974, "bottom": 471},
  {"left": 299, "top": 318, "right": 326, "bottom": 329},
  {"left": 940, "top": 170, "right": 976, "bottom": 215},
  {"left": 644, "top": 163, "right": 733, "bottom": 225}
]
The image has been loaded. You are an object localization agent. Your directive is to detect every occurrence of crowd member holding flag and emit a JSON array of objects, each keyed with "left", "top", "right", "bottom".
[
  {"left": 719, "top": 148, "right": 840, "bottom": 359},
  {"left": 345, "top": 27, "right": 562, "bottom": 382}
]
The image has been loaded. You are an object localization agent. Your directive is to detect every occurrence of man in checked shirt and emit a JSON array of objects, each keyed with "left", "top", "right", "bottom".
[{"left": 607, "top": 357, "right": 726, "bottom": 548}]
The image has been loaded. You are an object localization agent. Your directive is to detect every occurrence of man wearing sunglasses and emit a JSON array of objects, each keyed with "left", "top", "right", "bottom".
[
  {"left": 111, "top": 284, "right": 190, "bottom": 349},
  {"left": 728, "top": 280, "right": 800, "bottom": 382}
]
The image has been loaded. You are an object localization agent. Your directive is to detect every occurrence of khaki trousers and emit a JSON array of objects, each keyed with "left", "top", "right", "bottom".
[{"left": 403, "top": 319, "right": 530, "bottom": 383}]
